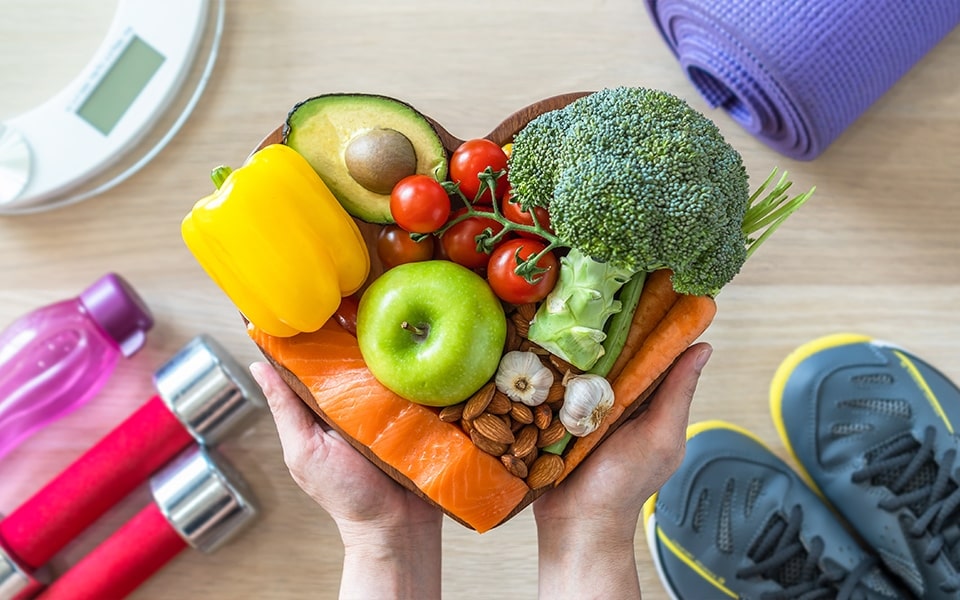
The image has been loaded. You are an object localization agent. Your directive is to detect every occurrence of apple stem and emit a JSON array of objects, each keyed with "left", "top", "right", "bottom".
[{"left": 401, "top": 321, "right": 429, "bottom": 340}]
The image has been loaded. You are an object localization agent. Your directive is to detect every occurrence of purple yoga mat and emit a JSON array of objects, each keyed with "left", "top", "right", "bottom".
[{"left": 644, "top": 0, "right": 960, "bottom": 160}]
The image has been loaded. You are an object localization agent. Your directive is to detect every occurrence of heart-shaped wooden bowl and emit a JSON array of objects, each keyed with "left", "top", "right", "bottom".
[{"left": 246, "top": 92, "right": 669, "bottom": 532}]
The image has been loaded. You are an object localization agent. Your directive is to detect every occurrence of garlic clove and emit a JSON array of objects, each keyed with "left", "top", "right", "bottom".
[
  {"left": 559, "top": 374, "right": 615, "bottom": 437},
  {"left": 495, "top": 350, "right": 555, "bottom": 407}
]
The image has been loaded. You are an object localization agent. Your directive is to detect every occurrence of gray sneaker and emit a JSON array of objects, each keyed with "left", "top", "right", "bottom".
[
  {"left": 772, "top": 333, "right": 960, "bottom": 598},
  {"left": 643, "top": 420, "right": 904, "bottom": 599}
]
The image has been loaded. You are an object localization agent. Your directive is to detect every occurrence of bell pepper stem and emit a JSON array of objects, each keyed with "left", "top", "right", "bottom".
[{"left": 210, "top": 166, "right": 234, "bottom": 189}]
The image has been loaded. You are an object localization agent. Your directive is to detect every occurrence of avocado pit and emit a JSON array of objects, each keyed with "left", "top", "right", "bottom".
[{"left": 345, "top": 128, "right": 417, "bottom": 195}]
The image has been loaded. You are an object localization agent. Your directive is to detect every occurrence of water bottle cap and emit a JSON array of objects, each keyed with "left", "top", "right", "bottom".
[{"left": 79, "top": 273, "right": 154, "bottom": 357}]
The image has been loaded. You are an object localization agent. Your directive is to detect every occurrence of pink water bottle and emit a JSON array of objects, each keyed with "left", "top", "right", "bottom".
[{"left": 0, "top": 273, "right": 153, "bottom": 460}]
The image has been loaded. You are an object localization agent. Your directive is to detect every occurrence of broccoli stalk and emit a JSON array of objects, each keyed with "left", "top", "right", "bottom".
[{"left": 526, "top": 248, "right": 636, "bottom": 369}]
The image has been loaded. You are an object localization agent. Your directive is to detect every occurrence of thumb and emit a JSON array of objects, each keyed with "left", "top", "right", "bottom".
[
  {"left": 249, "top": 361, "right": 317, "bottom": 443},
  {"left": 613, "top": 342, "right": 711, "bottom": 468},
  {"left": 636, "top": 342, "right": 711, "bottom": 435}
]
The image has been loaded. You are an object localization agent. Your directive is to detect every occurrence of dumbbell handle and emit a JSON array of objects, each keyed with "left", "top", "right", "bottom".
[
  {"left": 36, "top": 503, "right": 187, "bottom": 600},
  {"left": 37, "top": 445, "right": 257, "bottom": 600},
  {"left": 0, "top": 395, "right": 193, "bottom": 569}
]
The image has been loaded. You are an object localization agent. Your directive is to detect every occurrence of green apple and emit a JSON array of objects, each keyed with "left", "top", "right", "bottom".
[{"left": 357, "top": 260, "right": 506, "bottom": 406}]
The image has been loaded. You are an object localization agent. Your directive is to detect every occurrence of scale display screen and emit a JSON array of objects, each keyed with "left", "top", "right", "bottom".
[
  {"left": 0, "top": 0, "right": 222, "bottom": 213},
  {"left": 75, "top": 35, "right": 165, "bottom": 135}
]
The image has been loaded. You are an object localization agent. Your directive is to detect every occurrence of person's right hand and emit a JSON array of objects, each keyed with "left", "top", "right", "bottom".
[
  {"left": 250, "top": 362, "right": 442, "bottom": 600},
  {"left": 250, "top": 361, "right": 440, "bottom": 533}
]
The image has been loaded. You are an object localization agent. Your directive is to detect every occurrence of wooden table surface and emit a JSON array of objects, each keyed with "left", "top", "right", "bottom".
[{"left": 2, "top": 1, "right": 958, "bottom": 598}]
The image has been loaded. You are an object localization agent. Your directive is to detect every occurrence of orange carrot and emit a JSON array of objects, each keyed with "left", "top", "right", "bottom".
[
  {"left": 605, "top": 269, "right": 680, "bottom": 382},
  {"left": 557, "top": 293, "right": 717, "bottom": 482}
]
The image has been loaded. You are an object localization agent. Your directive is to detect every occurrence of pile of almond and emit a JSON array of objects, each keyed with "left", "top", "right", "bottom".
[{"left": 438, "top": 302, "right": 582, "bottom": 490}]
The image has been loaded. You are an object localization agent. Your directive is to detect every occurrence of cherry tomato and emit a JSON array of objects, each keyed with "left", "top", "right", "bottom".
[
  {"left": 390, "top": 175, "right": 450, "bottom": 233},
  {"left": 377, "top": 224, "right": 435, "bottom": 270},
  {"left": 449, "top": 139, "right": 509, "bottom": 204},
  {"left": 440, "top": 208, "right": 506, "bottom": 270},
  {"left": 333, "top": 293, "right": 361, "bottom": 336},
  {"left": 501, "top": 189, "right": 552, "bottom": 240},
  {"left": 486, "top": 239, "right": 559, "bottom": 305}
]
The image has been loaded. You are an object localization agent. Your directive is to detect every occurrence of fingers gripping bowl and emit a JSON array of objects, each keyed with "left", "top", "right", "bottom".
[{"left": 182, "top": 88, "right": 813, "bottom": 532}]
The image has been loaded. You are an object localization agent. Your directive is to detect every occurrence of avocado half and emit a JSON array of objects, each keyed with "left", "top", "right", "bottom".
[{"left": 283, "top": 94, "right": 448, "bottom": 224}]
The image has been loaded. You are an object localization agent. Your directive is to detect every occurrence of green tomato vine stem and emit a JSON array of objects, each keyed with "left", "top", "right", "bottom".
[{"left": 428, "top": 167, "right": 566, "bottom": 283}]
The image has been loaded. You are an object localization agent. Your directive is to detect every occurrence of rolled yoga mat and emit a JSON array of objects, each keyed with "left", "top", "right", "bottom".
[{"left": 644, "top": 0, "right": 960, "bottom": 160}]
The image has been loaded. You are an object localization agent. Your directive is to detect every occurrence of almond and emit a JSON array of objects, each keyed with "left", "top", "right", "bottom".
[
  {"left": 470, "top": 430, "right": 508, "bottom": 456},
  {"left": 527, "top": 454, "right": 564, "bottom": 489},
  {"left": 534, "top": 403, "right": 553, "bottom": 430},
  {"left": 509, "top": 402, "right": 534, "bottom": 425},
  {"left": 509, "top": 424, "right": 539, "bottom": 459},
  {"left": 438, "top": 403, "right": 465, "bottom": 423},
  {"left": 473, "top": 413, "right": 515, "bottom": 445},
  {"left": 487, "top": 392, "right": 512, "bottom": 415},
  {"left": 462, "top": 382, "right": 496, "bottom": 421},
  {"left": 538, "top": 419, "right": 568, "bottom": 448},
  {"left": 505, "top": 319, "right": 521, "bottom": 351},
  {"left": 546, "top": 380, "right": 566, "bottom": 404},
  {"left": 516, "top": 302, "right": 537, "bottom": 323},
  {"left": 519, "top": 339, "right": 548, "bottom": 355},
  {"left": 548, "top": 353, "right": 581, "bottom": 375},
  {"left": 523, "top": 449, "right": 539, "bottom": 469},
  {"left": 501, "top": 454, "right": 529, "bottom": 479},
  {"left": 510, "top": 312, "right": 531, "bottom": 338}
]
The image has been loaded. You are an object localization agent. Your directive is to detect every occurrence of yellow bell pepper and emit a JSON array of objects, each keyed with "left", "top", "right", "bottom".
[{"left": 182, "top": 143, "right": 370, "bottom": 337}]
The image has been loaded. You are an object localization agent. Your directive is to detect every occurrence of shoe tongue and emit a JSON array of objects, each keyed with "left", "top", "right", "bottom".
[
  {"left": 750, "top": 512, "right": 902, "bottom": 599},
  {"left": 749, "top": 512, "right": 811, "bottom": 588},
  {"left": 866, "top": 432, "right": 960, "bottom": 579},
  {"left": 866, "top": 433, "right": 939, "bottom": 515}
]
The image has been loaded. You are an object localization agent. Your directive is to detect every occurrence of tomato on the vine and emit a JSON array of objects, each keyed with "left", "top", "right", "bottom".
[
  {"left": 376, "top": 224, "right": 435, "bottom": 270},
  {"left": 486, "top": 239, "right": 559, "bottom": 305},
  {"left": 333, "top": 293, "right": 361, "bottom": 336},
  {"left": 449, "top": 139, "right": 509, "bottom": 204},
  {"left": 501, "top": 189, "right": 552, "bottom": 240},
  {"left": 440, "top": 208, "right": 506, "bottom": 270},
  {"left": 389, "top": 174, "right": 450, "bottom": 233}
]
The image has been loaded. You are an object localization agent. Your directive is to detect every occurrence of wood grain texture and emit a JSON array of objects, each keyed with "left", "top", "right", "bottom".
[{"left": 1, "top": 1, "right": 958, "bottom": 598}]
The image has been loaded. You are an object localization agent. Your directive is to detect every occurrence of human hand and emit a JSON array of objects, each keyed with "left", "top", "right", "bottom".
[
  {"left": 532, "top": 343, "right": 711, "bottom": 598},
  {"left": 250, "top": 361, "right": 442, "bottom": 599}
]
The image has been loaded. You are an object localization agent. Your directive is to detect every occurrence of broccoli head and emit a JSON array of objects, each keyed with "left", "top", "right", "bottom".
[
  {"left": 511, "top": 87, "right": 813, "bottom": 370},
  {"left": 508, "top": 86, "right": 750, "bottom": 296}
]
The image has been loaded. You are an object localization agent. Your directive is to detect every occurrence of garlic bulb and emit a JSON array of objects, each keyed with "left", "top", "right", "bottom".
[
  {"left": 559, "top": 374, "right": 615, "bottom": 436},
  {"left": 495, "top": 351, "right": 554, "bottom": 406}
]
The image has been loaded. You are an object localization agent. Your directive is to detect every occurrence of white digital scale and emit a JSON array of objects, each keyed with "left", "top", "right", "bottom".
[{"left": 0, "top": 0, "right": 225, "bottom": 215}]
